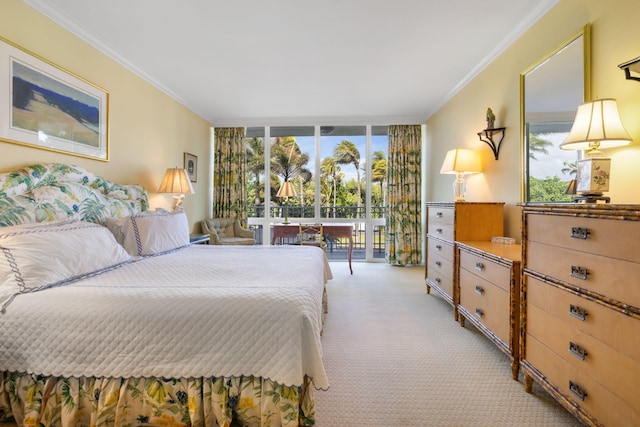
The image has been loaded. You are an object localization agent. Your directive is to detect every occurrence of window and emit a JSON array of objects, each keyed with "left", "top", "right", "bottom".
[{"left": 245, "top": 125, "right": 388, "bottom": 261}]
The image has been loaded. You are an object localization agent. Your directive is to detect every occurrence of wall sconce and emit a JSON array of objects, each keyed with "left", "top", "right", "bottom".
[
  {"left": 560, "top": 98, "right": 632, "bottom": 203},
  {"left": 619, "top": 56, "right": 640, "bottom": 82},
  {"left": 158, "top": 167, "right": 195, "bottom": 211},
  {"left": 440, "top": 148, "right": 482, "bottom": 202},
  {"left": 276, "top": 180, "right": 297, "bottom": 224},
  {"left": 477, "top": 107, "right": 506, "bottom": 160}
]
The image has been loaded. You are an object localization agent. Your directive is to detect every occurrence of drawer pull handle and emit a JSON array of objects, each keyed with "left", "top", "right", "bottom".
[
  {"left": 475, "top": 308, "right": 484, "bottom": 318},
  {"left": 475, "top": 286, "right": 484, "bottom": 295},
  {"left": 569, "top": 304, "right": 588, "bottom": 321},
  {"left": 475, "top": 262, "right": 485, "bottom": 271},
  {"left": 435, "top": 278, "right": 441, "bottom": 284},
  {"left": 570, "top": 227, "right": 590, "bottom": 240},
  {"left": 436, "top": 228, "right": 443, "bottom": 234},
  {"left": 569, "top": 342, "right": 588, "bottom": 361},
  {"left": 569, "top": 381, "right": 587, "bottom": 401},
  {"left": 435, "top": 261, "right": 442, "bottom": 267},
  {"left": 570, "top": 265, "right": 589, "bottom": 280},
  {"left": 436, "top": 212, "right": 443, "bottom": 218},
  {"left": 435, "top": 245, "right": 442, "bottom": 251}
]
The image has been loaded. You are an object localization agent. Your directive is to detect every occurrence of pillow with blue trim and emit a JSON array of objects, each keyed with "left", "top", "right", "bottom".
[
  {"left": 119, "top": 209, "right": 189, "bottom": 257},
  {"left": 0, "top": 221, "right": 132, "bottom": 312}
]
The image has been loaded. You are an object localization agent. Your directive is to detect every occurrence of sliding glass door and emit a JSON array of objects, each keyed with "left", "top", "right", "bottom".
[{"left": 245, "top": 125, "right": 388, "bottom": 262}]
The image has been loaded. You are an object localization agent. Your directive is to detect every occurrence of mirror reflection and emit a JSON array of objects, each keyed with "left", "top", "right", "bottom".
[{"left": 521, "top": 25, "right": 590, "bottom": 202}]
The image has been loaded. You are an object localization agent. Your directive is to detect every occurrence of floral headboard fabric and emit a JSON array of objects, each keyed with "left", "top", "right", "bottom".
[{"left": 0, "top": 163, "right": 149, "bottom": 226}]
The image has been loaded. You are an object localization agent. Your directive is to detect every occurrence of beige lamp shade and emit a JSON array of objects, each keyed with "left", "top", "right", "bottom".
[
  {"left": 560, "top": 98, "right": 632, "bottom": 155},
  {"left": 440, "top": 148, "right": 482, "bottom": 174},
  {"left": 158, "top": 168, "right": 195, "bottom": 194},
  {"left": 276, "top": 181, "right": 297, "bottom": 198},
  {"left": 440, "top": 148, "right": 481, "bottom": 202},
  {"left": 158, "top": 167, "right": 194, "bottom": 211}
]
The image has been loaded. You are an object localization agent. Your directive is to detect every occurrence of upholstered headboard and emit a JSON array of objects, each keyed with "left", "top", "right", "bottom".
[{"left": 0, "top": 163, "right": 149, "bottom": 226}]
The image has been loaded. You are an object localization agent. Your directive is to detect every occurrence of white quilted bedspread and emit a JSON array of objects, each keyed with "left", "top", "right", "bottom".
[{"left": 0, "top": 245, "right": 331, "bottom": 389}]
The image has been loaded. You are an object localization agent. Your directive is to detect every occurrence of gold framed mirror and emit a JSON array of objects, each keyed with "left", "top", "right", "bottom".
[{"left": 520, "top": 24, "right": 591, "bottom": 202}]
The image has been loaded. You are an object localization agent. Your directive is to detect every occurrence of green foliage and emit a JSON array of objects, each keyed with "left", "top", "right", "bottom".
[
  {"left": 245, "top": 135, "right": 387, "bottom": 214},
  {"left": 529, "top": 176, "right": 574, "bottom": 202}
]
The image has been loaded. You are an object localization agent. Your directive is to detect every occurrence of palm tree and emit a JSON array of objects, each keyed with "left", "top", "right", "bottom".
[
  {"left": 321, "top": 157, "right": 343, "bottom": 218},
  {"left": 271, "top": 137, "right": 311, "bottom": 208},
  {"left": 528, "top": 133, "right": 554, "bottom": 160},
  {"left": 334, "top": 140, "right": 361, "bottom": 217},
  {"left": 371, "top": 150, "right": 387, "bottom": 208},
  {"left": 245, "top": 137, "right": 264, "bottom": 205}
]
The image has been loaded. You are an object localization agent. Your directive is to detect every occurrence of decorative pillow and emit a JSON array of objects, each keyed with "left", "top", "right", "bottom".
[
  {"left": 120, "top": 210, "right": 189, "bottom": 257},
  {"left": 0, "top": 221, "right": 133, "bottom": 312}
]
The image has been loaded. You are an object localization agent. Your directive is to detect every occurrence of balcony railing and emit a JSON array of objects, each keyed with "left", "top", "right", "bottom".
[
  {"left": 246, "top": 205, "right": 387, "bottom": 260},
  {"left": 248, "top": 205, "right": 386, "bottom": 219}
]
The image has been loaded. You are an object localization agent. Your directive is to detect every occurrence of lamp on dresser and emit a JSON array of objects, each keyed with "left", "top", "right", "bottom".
[
  {"left": 440, "top": 148, "right": 482, "bottom": 202},
  {"left": 158, "top": 167, "right": 194, "bottom": 211},
  {"left": 560, "top": 98, "right": 632, "bottom": 203}
]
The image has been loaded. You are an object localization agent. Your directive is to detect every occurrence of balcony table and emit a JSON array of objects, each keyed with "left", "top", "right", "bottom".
[{"left": 271, "top": 223, "right": 354, "bottom": 274}]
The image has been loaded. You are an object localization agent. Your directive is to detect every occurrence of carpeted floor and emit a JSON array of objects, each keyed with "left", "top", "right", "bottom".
[{"left": 314, "top": 262, "right": 582, "bottom": 427}]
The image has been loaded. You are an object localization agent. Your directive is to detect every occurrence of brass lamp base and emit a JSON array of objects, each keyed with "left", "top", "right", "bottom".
[{"left": 574, "top": 193, "right": 610, "bottom": 203}]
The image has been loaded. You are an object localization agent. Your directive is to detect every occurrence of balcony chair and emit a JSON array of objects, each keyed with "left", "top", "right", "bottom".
[
  {"left": 298, "top": 223, "right": 326, "bottom": 249},
  {"left": 200, "top": 218, "right": 256, "bottom": 245}
]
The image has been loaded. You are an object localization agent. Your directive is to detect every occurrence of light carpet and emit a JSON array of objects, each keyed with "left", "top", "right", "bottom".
[{"left": 314, "top": 262, "right": 582, "bottom": 427}]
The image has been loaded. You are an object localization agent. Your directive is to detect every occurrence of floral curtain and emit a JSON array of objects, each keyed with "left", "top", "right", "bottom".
[
  {"left": 213, "top": 127, "right": 248, "bottom": 225},
  {"left": 386, "top": 125, "right": 422, "bottom": 266}
]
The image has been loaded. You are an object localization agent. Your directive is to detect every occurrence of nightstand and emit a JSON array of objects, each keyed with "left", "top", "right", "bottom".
[{"left": 190, "top": 234, "right": 210, "bottom": 244}]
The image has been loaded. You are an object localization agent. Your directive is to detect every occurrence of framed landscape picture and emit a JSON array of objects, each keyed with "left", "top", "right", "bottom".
[
  {"left": 0, "top": 36, "right": 109, "bottom": 161},
  {"left": 184, "top": 152, "right": 197, "bottom": 182}
]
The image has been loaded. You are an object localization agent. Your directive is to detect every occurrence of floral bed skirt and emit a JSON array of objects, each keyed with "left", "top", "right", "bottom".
[{"left": 0, "top": 372, "right": 315, "bottom": 427}]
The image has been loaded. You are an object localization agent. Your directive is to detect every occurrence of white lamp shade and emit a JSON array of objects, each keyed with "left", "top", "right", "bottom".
[
  {"left": 440, "top": 148, "right": 482, "bottom": 174},
  {"left": 277, "top": 181, "right": 297, "bottom": 198},
  {"left": 560, "top": 98, "right": 632, "bottom": 151},
  {"left": 158, "top": 168, "right": 194, "bottom": 194}
]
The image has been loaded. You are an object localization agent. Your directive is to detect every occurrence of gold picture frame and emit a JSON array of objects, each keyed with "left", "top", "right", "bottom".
[{"left": 0, "top": 36, "right": 109, "bottom": 161}]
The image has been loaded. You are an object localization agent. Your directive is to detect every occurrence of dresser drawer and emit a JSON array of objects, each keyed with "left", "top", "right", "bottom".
[
  {"left": 428, "top": 222, "right": 454, "bottom": 242},
  {"left": 526, "top": 213, "right": 640, "bottom": 263},
  {"left": 427, "top": 237, "right": 454, "bottom": 263},
  {"left": 427, "top": 262, "right": 453, "bottom": 298},
  {"left": 428, "top": 206, "right": 454, "bottom": 226},
  {"left": 527, "top": 303, "right": 640, "bottom": 411},
  {"left": 427, "top": 250, "right": 453, "bottom": 282},
  {"left": 526, "top": 275, "right": 640, "bottom": 359},
  {"left": 459, "top": 249, "right": 511, "bottom": 292},
  {"left": 525, "top": 334, "right": 639, "bottom": 427},
  {"left": 459, "top": 269, "right": 510, "bottom": 343},
  {"left": 527, "top": 241, "right": 640, "bottom": 309}
]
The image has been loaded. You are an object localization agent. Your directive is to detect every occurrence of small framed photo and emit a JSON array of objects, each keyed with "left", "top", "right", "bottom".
[
  {"left": 184, "top": 152, "right": 197, "bottom": 182},
  {"left": 0, "top": 36, "right": 109, "bottom": 161}
]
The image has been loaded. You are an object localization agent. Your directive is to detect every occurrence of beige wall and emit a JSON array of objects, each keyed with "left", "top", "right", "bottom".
[
  {"left": 0, "top": 0, "right": 212, "bottom": 232},
  {"left": 426, "top": 0, "right": 640, "bottom": 240}
]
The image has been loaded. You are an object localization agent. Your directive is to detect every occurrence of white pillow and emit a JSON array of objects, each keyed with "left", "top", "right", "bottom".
[
  {"left": 0, "top": 221, "right": 133, "bottom": 312},
  {"left": 120, "top": 210, "right": 189, "bottom": 257}
]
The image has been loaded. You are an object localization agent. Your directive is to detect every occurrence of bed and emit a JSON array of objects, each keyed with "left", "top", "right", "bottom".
[{"left": 0, "top": 163, "right": 331, "bottom": 427}]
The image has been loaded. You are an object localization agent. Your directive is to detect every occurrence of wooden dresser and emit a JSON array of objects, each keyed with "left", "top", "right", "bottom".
[
  {"left": 425, "top": 202, "right": 504, "bottom": 319},
  {"left": 457, "top": 241, "right": 521, "bottom": 380},
  {"left": 521, "top": 204, "right": 640, "bottom": 427}
]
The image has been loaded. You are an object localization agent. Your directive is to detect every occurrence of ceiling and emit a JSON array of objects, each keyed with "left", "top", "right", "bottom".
[{"left": 25, "top": 0, "right": 558, "bottom": 127}]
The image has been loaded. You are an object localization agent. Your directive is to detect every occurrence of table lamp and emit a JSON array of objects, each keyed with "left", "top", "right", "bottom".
[
  {"left": 560, "top": 99, "right": 632, "bottom": 203},
  {"left": 158, "top": 167, "right": 194, "bottom": 211},
  {"left": 276, "top": 180, "right": 297, "bottom": 224},
  {"left": 440, "top": 148, "right": 482, "bottom": 202}
]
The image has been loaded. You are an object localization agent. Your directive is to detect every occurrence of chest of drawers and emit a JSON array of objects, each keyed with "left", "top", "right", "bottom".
[
  {"left": 521, "top": 204, "right": 640, "bottom": 427},
  {"left": 425, "top": 202, "right": 504, "bottom": 319},
  {"left": 457, "top": 241, "right": 521, "bottom": 380}
]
